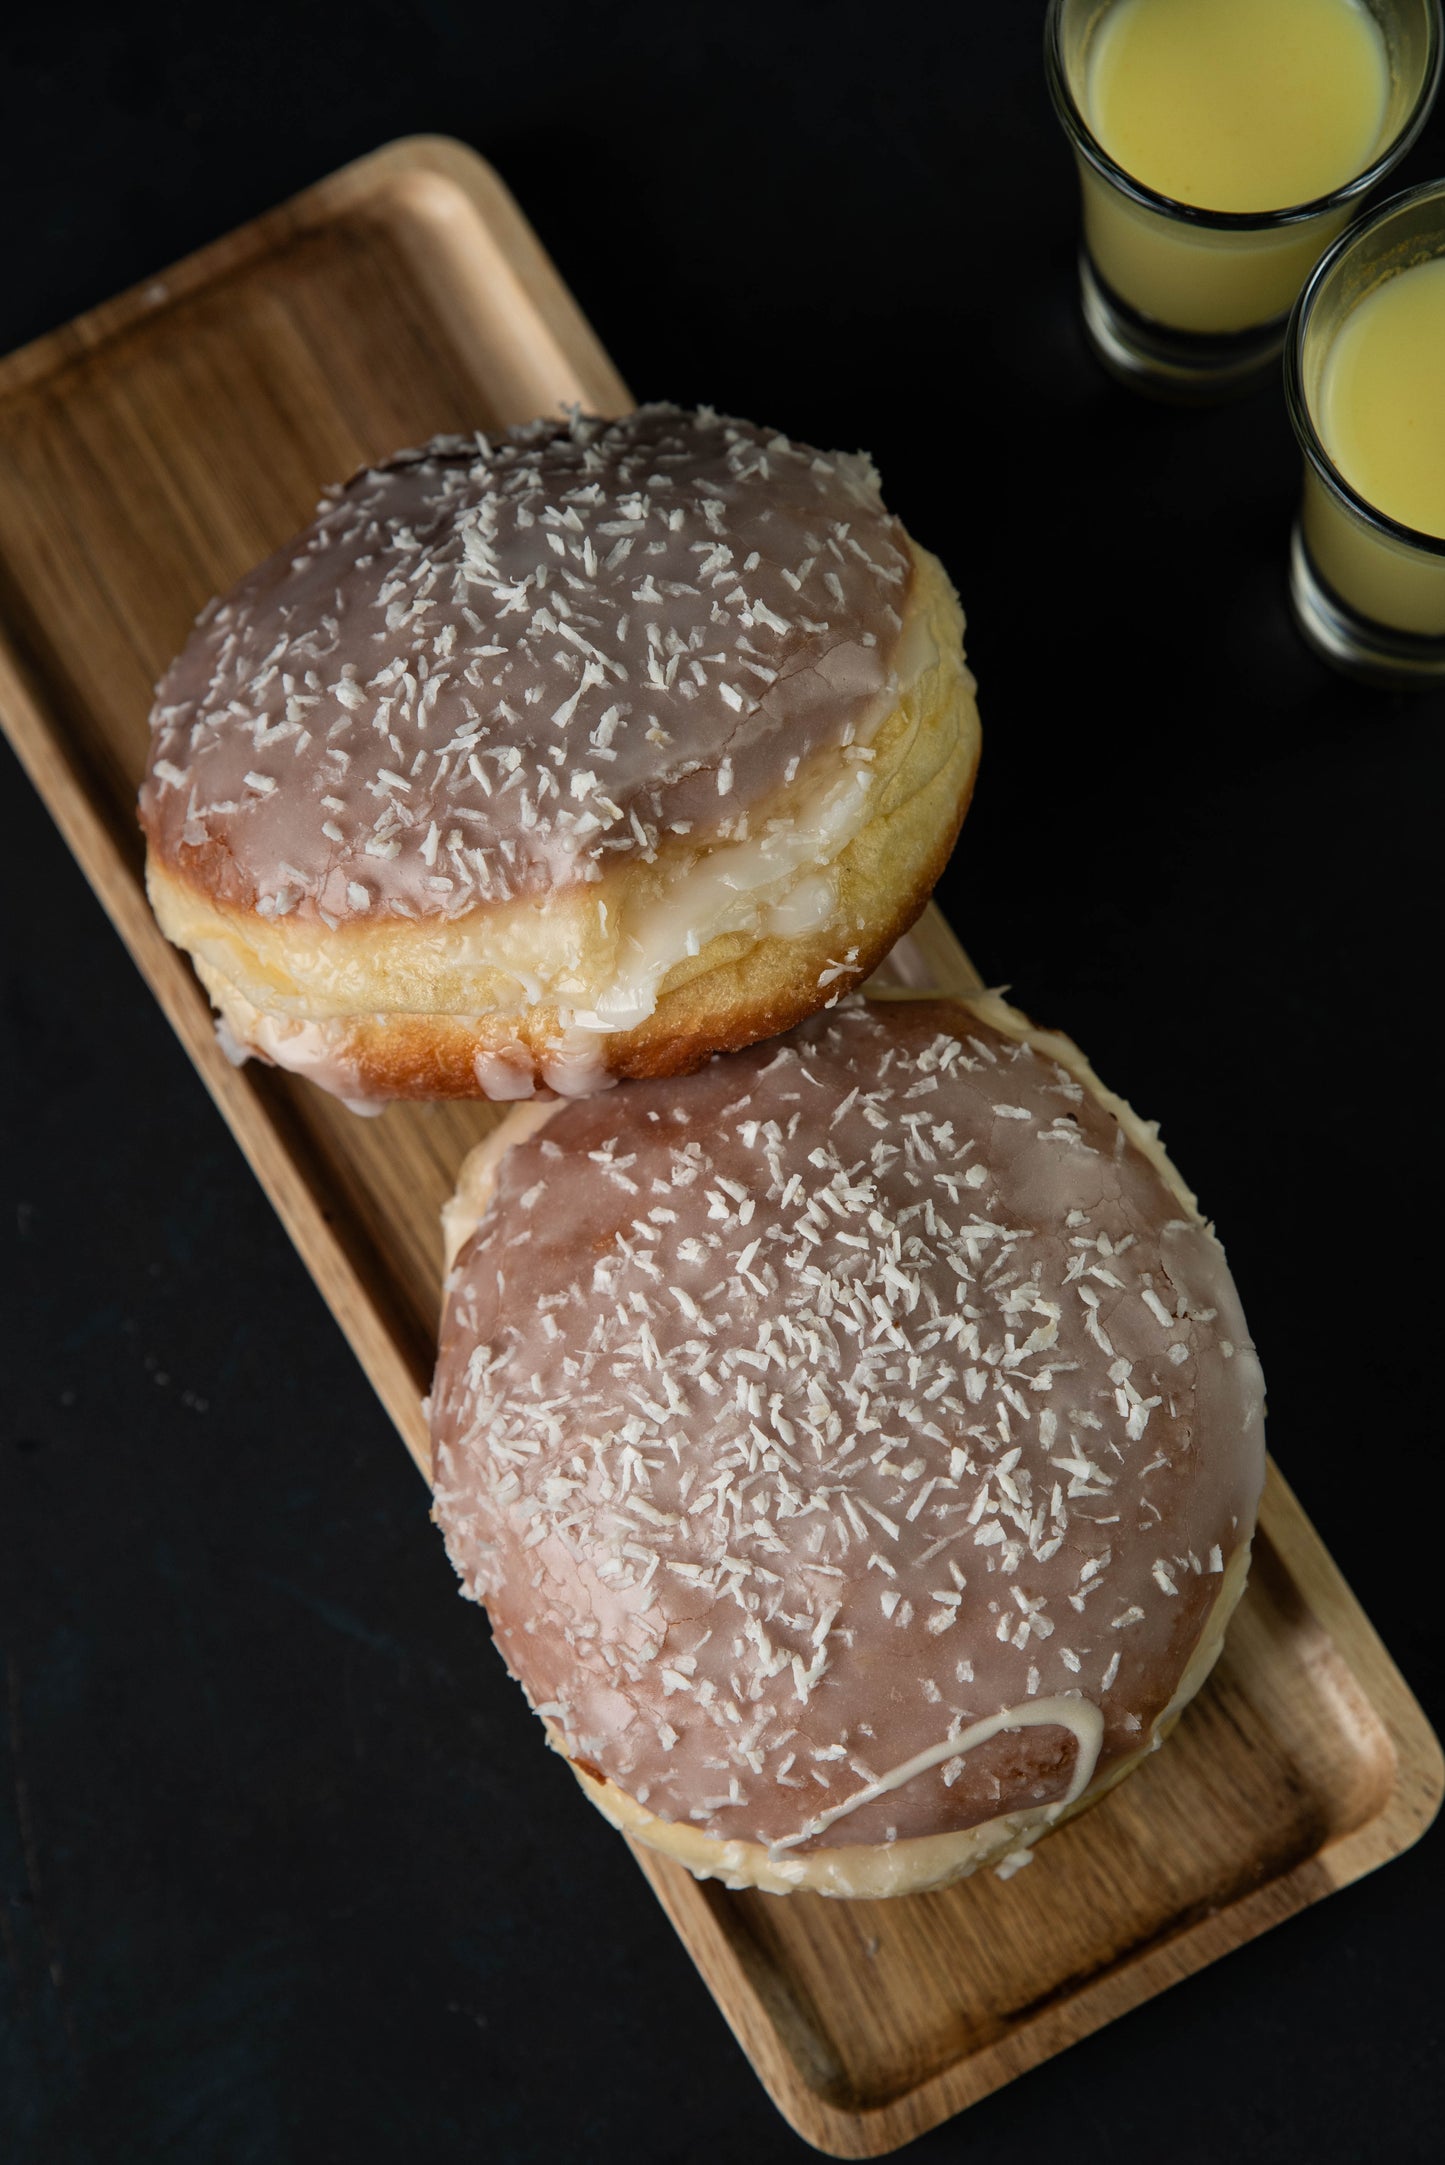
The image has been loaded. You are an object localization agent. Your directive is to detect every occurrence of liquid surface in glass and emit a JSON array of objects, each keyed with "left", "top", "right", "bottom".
[{"left": 1087, "top": 0, "right": 1390, "bottom": 212}]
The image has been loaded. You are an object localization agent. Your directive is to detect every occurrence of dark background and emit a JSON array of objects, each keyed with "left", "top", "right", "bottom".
[{"left": 3, "top": 3, "right": 1443, "bottom": 2160}]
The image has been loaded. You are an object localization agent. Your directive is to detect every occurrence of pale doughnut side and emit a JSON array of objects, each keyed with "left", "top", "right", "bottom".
[
  {"left": 140, "top": 408, "right": 980, "bottom": 1102},
  {"left": 429, "top": 995, "right": 1266, "bottom": 1895}
]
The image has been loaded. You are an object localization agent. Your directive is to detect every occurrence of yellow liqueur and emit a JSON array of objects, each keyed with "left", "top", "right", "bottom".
[
  {"left": 1319, "top": 255, "right": 1445, "bottom": 537},
  {"left": 1304, "top": 253, "right": 1445, "bottom": 636},
  {"left": 1065, "top": 0, "right": 1400, "bottom": 343},
  {"left": 1087, "top": 0, "right": 1390, "bottom": 216}
]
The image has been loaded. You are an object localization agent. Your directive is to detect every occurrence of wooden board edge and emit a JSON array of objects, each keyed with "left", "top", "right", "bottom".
[
  {"left": 0, "top": 131, "right": 639, "bottom": 1479},
  {"left": 1256, "top": 1462, "right": 1445, "bottom": 1883},
  {"left": 629, "top": 1828, "right": 1337, "bottom": 2158},
  {"left": 627, "top": 1463, "right": 1444, "bottom": 2158},
  {"left": 0, "top": 139, "right": 400, "bottom": 398},
  {"left": 0, "top": 136, "right": 630, "bottom": 418},
  {"left": 0, "top": 637, "right": 434, "bottom": 1476},
  {"left": 376, "top": 136, "right": 635, "bottom": 418},
  {"left": 912, "top": 902, "right": 983, "bottom": 992},
  {"left": 627, "top": 1840, "right": 854, "bottom": 2139}
]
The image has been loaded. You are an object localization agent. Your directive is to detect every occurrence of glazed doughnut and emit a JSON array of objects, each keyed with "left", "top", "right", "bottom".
[
  {"left": 429, "top": 992, "right": 1265, "bottom": 1897},
  {"left": 139, "top": 406, "right": 980, "bottom": 1106}
]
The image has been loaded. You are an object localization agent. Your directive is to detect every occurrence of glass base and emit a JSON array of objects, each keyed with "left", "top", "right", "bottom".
[
  {"left": 1289, "top": 525, "right": 1445, "bottom": 685},
  {"left": 1078, "top": 254, "right": 1287, "bottom": 402}
]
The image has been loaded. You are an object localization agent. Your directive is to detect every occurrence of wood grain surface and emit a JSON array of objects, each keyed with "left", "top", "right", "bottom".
[{"left": 0, "top": 137, "right": 1438, "bottom": 2157}]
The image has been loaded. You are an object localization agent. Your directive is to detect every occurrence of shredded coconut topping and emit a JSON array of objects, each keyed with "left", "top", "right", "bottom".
[
  {"left": 430, "top": 998, "right": 1265, "bottom": 1851},
  {"left": 140, "top": 405, "right": 912, "bottom": 924}
]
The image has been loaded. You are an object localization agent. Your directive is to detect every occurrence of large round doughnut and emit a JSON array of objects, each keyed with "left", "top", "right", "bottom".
[
  {"left": 139, "top": 406, "right": 980, "bottom": 1106},
  {"left": 429, "top": 992, "right": 1266, "bottom": 1898}
]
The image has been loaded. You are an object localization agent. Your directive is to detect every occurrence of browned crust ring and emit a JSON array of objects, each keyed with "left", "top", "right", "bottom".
[
  {"left": 231, "top": 752, "right": 974, "bottom": 1100},
  {"left": 151, "top": 594, "right": 981, "bottom": 1099}
]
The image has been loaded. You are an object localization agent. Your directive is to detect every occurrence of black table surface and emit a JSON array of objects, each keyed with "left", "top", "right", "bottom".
[{"left": 4, "top": 5, "right": 1443, "bottom": 2160}]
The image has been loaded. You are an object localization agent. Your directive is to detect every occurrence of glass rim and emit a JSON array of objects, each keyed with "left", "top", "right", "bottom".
[
  {"left": 1284, "top": 174, "right": 1445, "bottom": 560},
  {"left": 1044, "top": 0, "right": 1444, "bottom": 235}
]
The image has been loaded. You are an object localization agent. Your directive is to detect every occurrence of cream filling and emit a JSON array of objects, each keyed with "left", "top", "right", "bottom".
[
  {"left": 569, "top": 1726, "right": 1096, "bottom": 1900},
  {"left": 507, "top": 598, "right": 942, "bottom": 1097},
  {"left": 564, "top": 796, "right": 862, "bottom": 1033},
  {"left": 195, "top": 716, "right": 898, "bottom": 1105},
  {"left": 446, "top": 597, "right": 942, "bottom": 1102},
  {"left": 558, "top": 591, "right": 942, "bottom": 1039},
  {"left": 171, "top": 553, "right": 957, "bottom": 1103}
]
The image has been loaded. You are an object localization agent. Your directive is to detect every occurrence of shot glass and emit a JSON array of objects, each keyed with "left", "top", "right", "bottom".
[
  {"left": 1285, "top": 178, "right": 1445, "bottom": 682},
  {"left": 1045, "top": 0, "right": 1443, "bottom": 398}
]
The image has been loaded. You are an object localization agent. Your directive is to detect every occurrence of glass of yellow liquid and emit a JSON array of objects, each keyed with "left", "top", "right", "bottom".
[
  {"left": 1286, "top": 178, "right": 1445, "bottom": 680},
  {"left": 1045, "top": 0, "right": 1442, "bottom": 397}
]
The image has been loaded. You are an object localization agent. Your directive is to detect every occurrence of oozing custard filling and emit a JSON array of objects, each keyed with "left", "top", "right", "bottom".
[{"left": 150, "top": 553, "right": 968, "bottom": 1097}]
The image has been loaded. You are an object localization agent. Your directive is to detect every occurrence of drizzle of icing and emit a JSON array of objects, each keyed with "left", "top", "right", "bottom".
[
  {"left": 767, "top": 1696, "right": 1104, "bottom": 1855},
  {"left": 568, "top": 1544, "right": 1250, "bottom": 1894}
]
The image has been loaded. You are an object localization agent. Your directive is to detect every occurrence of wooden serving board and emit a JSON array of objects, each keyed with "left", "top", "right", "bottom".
[{"left": 1, "top": 137, "right": 1439, "bottom": 2158}]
